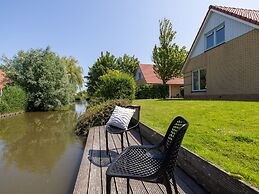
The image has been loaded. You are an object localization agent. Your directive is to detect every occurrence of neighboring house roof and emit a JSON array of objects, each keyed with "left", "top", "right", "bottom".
[
  {"left": 0, "top": 70, "right": 8, "bottom": 89},
  {"left": 182, "top": 5, "right": 259, "bottom": 72},
  {"left": 138, "top": 64, "right": 184, "bottom": 85}
]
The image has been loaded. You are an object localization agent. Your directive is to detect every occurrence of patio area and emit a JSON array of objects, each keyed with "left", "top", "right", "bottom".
[{"left": 73, "top": 126, "right": 208, "bottom": 194}]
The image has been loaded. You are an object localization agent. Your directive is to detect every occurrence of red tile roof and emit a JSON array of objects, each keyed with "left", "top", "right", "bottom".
[
  {"left": 0, "top": 70, "right": 8, "bottom": 89},
  {"left": 139, "top": 64, "right": 183, "bottom": 85},
  {"left": 210, "top": 5, "right": 259, "bottom": 26}
]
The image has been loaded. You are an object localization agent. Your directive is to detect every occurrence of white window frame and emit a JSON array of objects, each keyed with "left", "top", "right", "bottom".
[
  {"left": 205, "top": 23, "right": 225, "bottom": 51},
  {"left": 192, "top": 68, "right": 207, "bottom": 92}
]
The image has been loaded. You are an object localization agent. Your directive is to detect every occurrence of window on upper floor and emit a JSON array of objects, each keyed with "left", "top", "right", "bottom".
[
  {"left": 192, "top": 69, "right": 207, "bottom": 92},
  {"left": 206, "top": 32, "right": 214, "bottom": 50},
  {"left": 136, "top": 72, "right": 142, "bottom": 80},
  {"left": 205, "top": 24, "right": 225, "bottom": 50},
  {"left": 216, "top": 25, "right": 225, "bottom": 45}
]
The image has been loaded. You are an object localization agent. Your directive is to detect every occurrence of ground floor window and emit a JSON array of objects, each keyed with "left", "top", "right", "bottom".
[{"left": 192, "top": 69, "right": 206, "bottom": 91}]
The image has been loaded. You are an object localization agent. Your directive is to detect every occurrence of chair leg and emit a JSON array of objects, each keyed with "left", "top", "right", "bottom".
[
  {"left": 127, "top": 178, "right": 130, "bottom": 194},
  {"left": 164, "top": 174, "right": 173, "bottom": 194},
  {"left": 172, "top": 174, "right": 178, "bottom": 194},
  {"left": 125, "top": 132, "right": 130, "bottom": 146},
  {"left": 106, "top": 175, "right": 111, "bottom": 194},
  {"left": 121, "top": 133, "right": 124, "bottom": 151},
  {"left": 106, "top": 130, "right": 109, "bottom": 155},
  {"left": 139, "top": 127, "right": 143, "bottom": 145}
]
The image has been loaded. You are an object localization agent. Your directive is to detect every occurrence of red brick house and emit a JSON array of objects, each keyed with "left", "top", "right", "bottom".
[{"left": 135, "top": 64, "right": 184, "bottom": 97}]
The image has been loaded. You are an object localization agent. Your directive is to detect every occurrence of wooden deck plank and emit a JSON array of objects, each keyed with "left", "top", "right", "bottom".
[
  {"left": 110, "top": 134, "right": 129, "bottom": 194},
  {"left": 73, "top": 127, "right": 95, "bottom": 194},
  {"left": 99, "top": 126, "right": 107, "bottom": 194},
  {"left": 88, "top": 127, "right": 102, "bottom": 194},
  {"left": 99, "top": 126, "right": 118, "bottom": 194}
]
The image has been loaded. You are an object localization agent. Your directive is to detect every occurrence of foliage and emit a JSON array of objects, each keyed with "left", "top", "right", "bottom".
[
  {"left": 86, "top": 52, "right": 117, "bottom": 96},
  {"left": 134, "top": 99, "right": 259, "bottom": 188},
  {"left": 61, "top": 56, "right": 84, "bottom": 92},
  {"left": 152, "top": 18, "right": 187, "bottom": 97},
  {"left": 136, "top": 84, "right": 168, "bottom": 99},
  {"left": 86, "top": 52, "right": 139, "bottom": 96},
  {"left": 75, "top": 99, "right": 131, "bottom": 135},
  {"left": 2, "top": 48, "right": 74, "bottom": 111},
  {"left": 0, "top": 85, "right": 27, "bottom": 114},
  {"left": 74, "top": 91, "right": 89, "bottom": 101},
  {"left": 96, "top": 70, "right": 136, "bottom": 100},
  {"left": 116, "top": 54, "right": 139, "bottom": 77}
]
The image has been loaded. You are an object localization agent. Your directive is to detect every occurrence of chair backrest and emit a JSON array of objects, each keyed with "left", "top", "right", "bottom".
[
  {"left": 127, "top": 105, "right": 140, "bottom": 122},
  {"left": 161, "top": 116, "right": 189, "bottom": 178}
]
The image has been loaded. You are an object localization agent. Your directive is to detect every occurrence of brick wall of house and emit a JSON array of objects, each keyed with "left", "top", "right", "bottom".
[{"left": 184, "top": 29, "right": 259, "bottom": 100}]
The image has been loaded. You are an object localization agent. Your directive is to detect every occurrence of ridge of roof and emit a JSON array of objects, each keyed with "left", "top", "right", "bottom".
[{"left": 210, "top": 5, "right": 259, "bottom": 26}]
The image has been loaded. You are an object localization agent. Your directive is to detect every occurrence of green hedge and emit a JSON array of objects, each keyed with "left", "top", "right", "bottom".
[
  {"left": 96, "top": 70, "right": 136, "bottom": 100},
  {"left": 75, "top": 99, "right": 130, "bottom": 135},
  {"left": 0, "top": 85, "right": 28, "bottom": 114},
  {"left": 135, "top": 84, "right": 168, "bottom": 99}
]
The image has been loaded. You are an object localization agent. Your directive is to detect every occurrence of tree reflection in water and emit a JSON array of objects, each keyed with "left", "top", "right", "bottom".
[
  {"left": 1, "top": 111, "right": 77, "bottom": 174},
  {"left": 0, "top": 103, "right": 87, "bottom": 194}
]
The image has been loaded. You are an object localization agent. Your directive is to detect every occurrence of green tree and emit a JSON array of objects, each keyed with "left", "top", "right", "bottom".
[
  {"left": 61, "top": 57, "right": 84, "bottom": 92},
  {"left": 152, "top": 18, "right": 187, "bottom": 97},
  {"left": 86, "top": 52, "right": 139, "bottom": 96},
  {"left": 116, "top": 54, "right": 139, "bottom": 76},
  {"left": 96, "top": 70, "right": 136, "bottom": 100},
  {"left": 86, "top": 51, "right": 117, "bottom": 95},
  {"left": 2, "top": 48, "right": 73, "bottom": 111}
]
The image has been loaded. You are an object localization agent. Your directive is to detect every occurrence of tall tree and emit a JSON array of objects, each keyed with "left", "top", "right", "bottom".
[
  {"left": 86, "top": 51, "right": 117, "bottom": 95},
  {"left": 116, "top": 54, "right": 139, "bottom": 77},
  {"left": 61, "top": 57, "right": 84, "bottom": 92},
  {"left": 86, "top": 52, "right": 139, "bottom": 96},
  {"left": 152, "top": 18, "right": 187, "bottom": 97}
]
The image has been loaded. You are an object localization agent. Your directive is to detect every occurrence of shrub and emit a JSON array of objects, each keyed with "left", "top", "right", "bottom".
[
  {"left": 75, "top": 99, "right": 130, "bottom": 135},
  {"left": 136, "top": 84, "right": 168, "bottom": 99},
  {"left": 0, "top": 85, "right": 28, "bottom": 114},
  {"left": 96, "top": 70, "right": 136, "bottom": 100}
]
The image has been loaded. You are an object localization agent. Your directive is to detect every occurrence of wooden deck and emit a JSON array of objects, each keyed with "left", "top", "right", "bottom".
[{"left": 73, "top": 126, "right": 208, "bottom": 194}]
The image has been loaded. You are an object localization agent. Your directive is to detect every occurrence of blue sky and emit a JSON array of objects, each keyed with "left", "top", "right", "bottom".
[{"left": 1, "top": 0, "right": 259, "bottom": 76}]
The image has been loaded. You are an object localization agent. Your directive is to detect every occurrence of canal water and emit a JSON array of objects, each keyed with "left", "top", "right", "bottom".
[{"left": 0, "top": 103, "right": 87, "bottom": 194}]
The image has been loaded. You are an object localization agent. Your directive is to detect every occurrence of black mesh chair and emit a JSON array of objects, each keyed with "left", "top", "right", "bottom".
[
  {"left": 106, "top": 116, "right": 189, "bottom": 194},
  {"left": 105, "top": 105, "right": 142, "bottom": 155}
]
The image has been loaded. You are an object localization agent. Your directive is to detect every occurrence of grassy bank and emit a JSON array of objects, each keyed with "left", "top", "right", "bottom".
[{"left": 133, "top": 99, "right": 259, "bottom": 188}]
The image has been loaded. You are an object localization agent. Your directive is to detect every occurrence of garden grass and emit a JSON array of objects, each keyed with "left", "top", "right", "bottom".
[{"left": 133, "top": 99, "right": 259, "bottom": 188}]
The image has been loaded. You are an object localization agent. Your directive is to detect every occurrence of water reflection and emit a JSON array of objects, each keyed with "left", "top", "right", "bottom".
[
  {"left": 0, "top": 103, "right": 86, "bottom": 194},
  {"left": 74, "top": 100, "right": 88, "bottom": 117}
]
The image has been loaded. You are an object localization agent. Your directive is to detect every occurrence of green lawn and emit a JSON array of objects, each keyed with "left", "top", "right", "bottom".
[{"left": 133, "top": 99, "right": 259, "bottom": 188}]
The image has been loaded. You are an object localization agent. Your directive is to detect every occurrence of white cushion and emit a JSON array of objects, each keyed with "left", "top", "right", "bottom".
[{"left": 107, "top": 106, "right": 135, "bottom": 130}]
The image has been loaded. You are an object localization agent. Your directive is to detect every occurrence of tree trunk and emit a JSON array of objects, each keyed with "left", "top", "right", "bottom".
[{"left": 162, "top": 82, "right": 167, "bottom": 99}]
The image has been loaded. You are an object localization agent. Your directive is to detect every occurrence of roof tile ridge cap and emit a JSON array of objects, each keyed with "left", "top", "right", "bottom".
[
  {"left": 210, "top": 5, "right": 259, "bottom": 25},
  {"left": 210, "top": 5, "right": 259, "bottom": 12}
]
